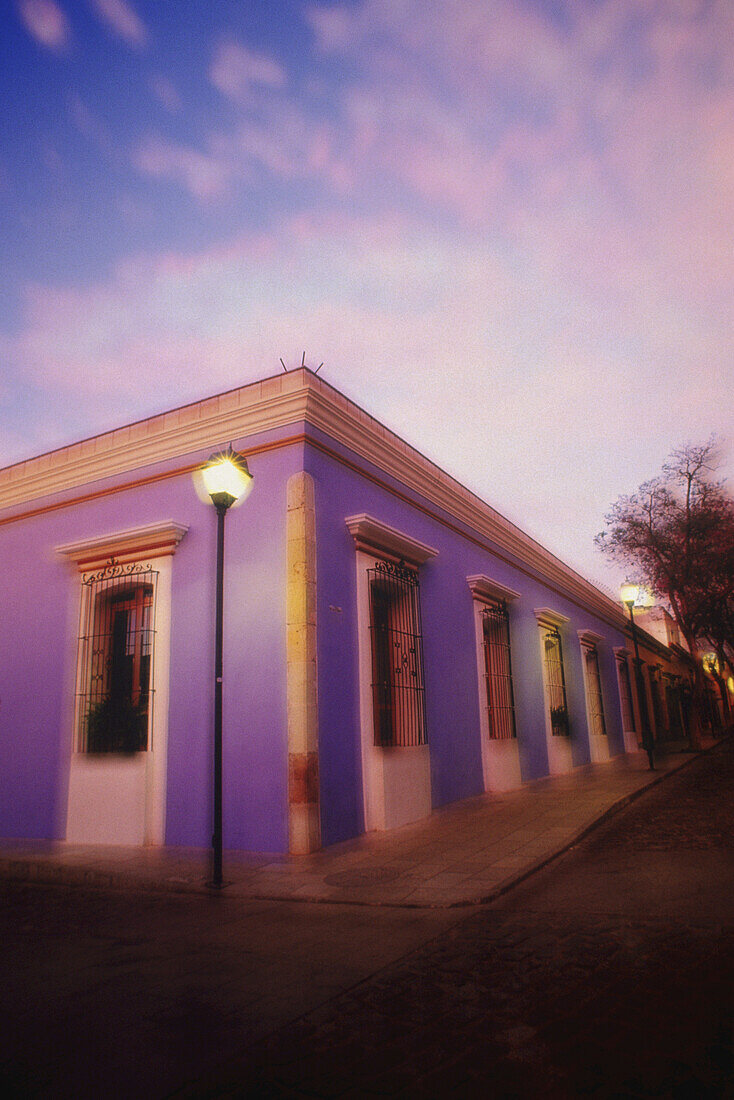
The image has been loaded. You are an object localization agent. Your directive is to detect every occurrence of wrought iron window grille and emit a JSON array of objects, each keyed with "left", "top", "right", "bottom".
[
  {"left": 368, "top": 558, "right": 427, "bottom": 748},
  {"left": 480, "top": 601, "right": 517, "bottom": 740},
  {"left": 76, "top": 559, "right": 158, "bottom": 754},
  {"left": 616, "top": 656, "right": 636, "bottom": 732},
  {"left": 582, "top": 644, "right": 607, "bottom": 737},
  {"left": 543, "top": 627, "right": 570, "bottom": 736}
]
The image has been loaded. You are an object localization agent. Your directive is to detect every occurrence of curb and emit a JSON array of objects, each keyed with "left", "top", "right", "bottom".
[
  {"left": 0, "top": 741, "right": 726, "bottom": 908},
  {"left": 455, "top": 741, "right": 718, "bottom": 910}
]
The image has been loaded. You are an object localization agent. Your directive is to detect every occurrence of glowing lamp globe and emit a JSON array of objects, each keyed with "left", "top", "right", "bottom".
[
  {"left": 201, "top": 447, "right": 253, "bottom": 510},
  {"left": 620, "top": 581, "right": 640, "bottom": 608},
  {"left": 702, "top": 652, "right": 719, "bottom": 676}
]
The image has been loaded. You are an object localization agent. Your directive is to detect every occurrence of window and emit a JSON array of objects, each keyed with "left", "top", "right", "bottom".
[
  {"left": 617, "top": 655, "right": 636, "bottom": 732},
  {"left": 481, "top": 601, "right": 517, "bottom": 740},
  {"left": 664, "top": 676, "right": 686, "bottom": 740},
  {"left": 77, "top": 562, "right": 158, "bottom": 753},
  {"left": 582, "top": 644, "right": 607, "bottom": 737},
  {"left": 647, "top": 667, "right": 664, "bottom": 734},
  {"left": 543, "top": 627, "right": 569, "bottom": 736},
  {"left": 367, "top": 558, "right": 427, "bottom": 747}
]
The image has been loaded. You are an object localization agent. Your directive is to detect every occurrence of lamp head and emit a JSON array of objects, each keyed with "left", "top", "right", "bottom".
[
  {"left": 201, "top": 446, "right": 253, "bottom": 511},
  {"left": 620, "top": 581, "right": 639, "bottom": 609},
  {"left": 702, "top": 651, "right": 719, "bottom": 676}
]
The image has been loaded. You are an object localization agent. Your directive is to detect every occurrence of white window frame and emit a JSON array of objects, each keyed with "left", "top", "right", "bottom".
[
  {"left": 578, "top": 629, "right": 610, "bottom": 763},
  {"left": 56, "top": 521, "right": 187, "bottom": 845},
  {"left": 468, "top": 575, "right": 522, "bottom": 791},
  {"left": 535, "top": 608, "right": 573, "bottom": 775},
  {"left": 614, "top": 647, "right": 639, "bottom": 753},
  {"left": 346, "top": 514, "right": 436, "bottom": 832}
]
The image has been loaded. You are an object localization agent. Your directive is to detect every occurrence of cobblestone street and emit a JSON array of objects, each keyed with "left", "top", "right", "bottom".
[
  {"left": 203, "top": 742, "right": 734, "bottom": 1097},
  {"left": 2, "top": 741, "right": 733, "bottom": 1098}
]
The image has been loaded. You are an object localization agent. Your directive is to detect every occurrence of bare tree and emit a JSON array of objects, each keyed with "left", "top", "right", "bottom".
[{"left": 596, "top": 439, "right": 734, "bottom": 736}]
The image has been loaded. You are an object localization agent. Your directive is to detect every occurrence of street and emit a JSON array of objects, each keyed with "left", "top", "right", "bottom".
[{"left": 2, "top": 741, "right": 733, "bottom": 1098}]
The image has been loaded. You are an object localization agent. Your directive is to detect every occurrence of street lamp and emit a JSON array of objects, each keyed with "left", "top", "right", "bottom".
[
  {"left": 200, "top": 445, "right": 254, "bottom": 888},
  {"left": 620, "top": 581, "right": 655, "bottom": 770},
  {"left": 702, "top": 652, "right": 719, "bottom": 677}
]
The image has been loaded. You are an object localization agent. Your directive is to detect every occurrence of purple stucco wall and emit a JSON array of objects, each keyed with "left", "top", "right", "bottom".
[
  {"left": 0, "top": 430, "right": 303, "bottom": 852},
  {"left": 305, "top": 432, "right": 628, "bottom": 848},
  {"left": 1, "top": 408, "right": 628, "bottom": 854}
]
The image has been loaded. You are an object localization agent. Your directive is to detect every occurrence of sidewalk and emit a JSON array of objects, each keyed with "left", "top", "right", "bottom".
[{"left": 0, "top": 743, "right": 719, "bottom": 909}]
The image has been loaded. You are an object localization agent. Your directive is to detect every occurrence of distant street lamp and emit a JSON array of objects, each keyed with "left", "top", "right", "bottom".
[
  {"left": 702, "top": 651, "right": 719, "bottom": 677},
  {"left": 620, "top": 582, "right": 655, "bottom": 770},
  {"left": 200, "top": 445, "right": 254, "bottom": 888}
]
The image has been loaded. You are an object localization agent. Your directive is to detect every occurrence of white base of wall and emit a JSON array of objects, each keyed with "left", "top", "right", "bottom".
[
  {"left": 546, "top": 734, "right": 574, "bottom": 775},
  {"left": 623, "top": 729, "right": 640, "bottom": 754},
  {"left": 588, "top": 733, "right": 611, "bottom": 764},
  {"left": 483, "top": 738, "right": 522, "bottom": 791},
  {"left": 66, "top": 753, "right": 151, "bottom": 845},
  {"left": 373, "top": 745, "right": 432, "bottom": 831}
]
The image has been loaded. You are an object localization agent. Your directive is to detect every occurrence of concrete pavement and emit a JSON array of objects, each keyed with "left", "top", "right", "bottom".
[{"left": 0, "top": 743, "right": 719, "bottom": 908}]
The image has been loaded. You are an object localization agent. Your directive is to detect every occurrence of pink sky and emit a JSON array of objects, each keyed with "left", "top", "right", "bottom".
[{"left": 2, "top": 0, "right": 733, "bottom": 595}]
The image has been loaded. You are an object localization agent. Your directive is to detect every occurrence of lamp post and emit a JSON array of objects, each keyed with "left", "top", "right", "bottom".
[
  {"left": 620, "top": 581, "right": 655, "bottom": 770},
  {"left": 200, "top": 445, "right": 254, "bottom": 888}
]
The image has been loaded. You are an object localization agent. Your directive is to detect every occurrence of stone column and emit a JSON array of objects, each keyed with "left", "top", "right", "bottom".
[{"left": 286, "top": 471, "right": 320, "bottom": 853}]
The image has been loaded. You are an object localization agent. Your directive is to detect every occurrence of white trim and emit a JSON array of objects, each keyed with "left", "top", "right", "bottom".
[
  {"left": 537, "top": 618, "right": 573, "bottom": 775},
  {"left": 56, "top": 521, "right": 188, "bottom": 570},
  {"left": 2, "top": 369, "right": 627, "bottom": 632},
  {"left": 1, "top": 372, "right": 307, "bottom": 510},
  {"left": 578, "top": 635, "right": 610, "bottom": 763},
  {"left": 578, "top": 629, "right": 604, "bottom": 647},
  {"left": 354, "top": 549, "right": 432, "bottom": 831},
  {"left": 614, "top": 650, "right": 640, "bottom": 752},
  {"left": 471, "top": 599, "right": 522, "bottom": 791},
  {"left": 534, "top": 607, "right": 571, "bottom": 629},
  {"left": 467, "top": 574, "right": 521, "bottom": 603},
  {"left": 66, "top": 553, "right": 173, "bottom": 845},
  {"left": 345, "top": 514, "right": 438, "bottom": 565}
]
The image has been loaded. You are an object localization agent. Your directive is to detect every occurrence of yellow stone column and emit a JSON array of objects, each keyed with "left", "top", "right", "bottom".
[{"left": 286, "top": 471, "right": 320, "bottom": 853}]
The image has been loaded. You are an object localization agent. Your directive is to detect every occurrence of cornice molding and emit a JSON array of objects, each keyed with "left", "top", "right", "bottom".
[
  {"left": 302, "top": 380, "right": 627, "bottom": 631},
  {"left": 613, "top": 646, "right": 631, "bottom": 660},
  {"left": 0, "top": 373, "right": 310, "bottom": 511},
  {"left": 345, "top": 513, "right": 438, "bottom": 565},
  {"left": 3, "top": 367, "right": 627, "bottom": 630},
  {"left": 466, "top": 574, "right": 521, "bottom": 603},
  {"left": 56, "top": 520, "right": 189, "bottom": 571},
  {"left": 535, "top": 607, "right": 571, "bottom": 629},
  {"left": 578, "top": 629, "right": 604, "bottom": 646}
]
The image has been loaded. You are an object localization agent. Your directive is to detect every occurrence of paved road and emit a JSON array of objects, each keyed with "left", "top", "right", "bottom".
[
  {"left": 229, "top": 742, "right": 734, "bottom": 1099},
  {"left": 2, "top": 742, "right": 733, "bottom": 1098}
]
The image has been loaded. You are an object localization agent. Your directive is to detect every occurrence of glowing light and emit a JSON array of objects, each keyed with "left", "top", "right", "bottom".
[
  {"left": 199, "top": 447, "right": 253, "bottom": 509},
  {"left": 620, "top": 581, "right": 639, "bottom": 607},
  {"left": 702, "top": 652, "right": 719, "bottom": 676}
]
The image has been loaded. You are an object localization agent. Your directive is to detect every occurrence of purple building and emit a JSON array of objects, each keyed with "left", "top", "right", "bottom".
[{"left": 0, "top": 369, "right": 638, "bottom": 854}]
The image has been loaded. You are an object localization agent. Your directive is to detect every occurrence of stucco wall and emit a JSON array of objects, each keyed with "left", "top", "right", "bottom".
[
  {"left": 305, "top": 433, "right": 628, "bottom": 848},
  {"left": 0, "top": 408, "right": 630, "bottom": 854},
  {"left": 0, "top": 433, "right": 302, "bottom": 852}
]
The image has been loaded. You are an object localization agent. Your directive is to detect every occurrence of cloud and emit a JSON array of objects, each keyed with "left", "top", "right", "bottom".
[
  {"left": 210, "top": 38, "right": 286, "bottom": 101},
  {"left": 16, "top": 0, "right": 70, "bottom": 51},
  {"left": 88, "top": 0, "right": 148, "bottom": 48},
  {"left": 150, "top": 74, "right": 181, "bottom": 113},
  {"left": 3, "top": 208, "right": 732, "bottom": 588},
  {"left": 133, "top": 136, "right": 233, "bottom": 200},
  {"left": 5, "top": 0, "right": 734, "bottom": 592}
]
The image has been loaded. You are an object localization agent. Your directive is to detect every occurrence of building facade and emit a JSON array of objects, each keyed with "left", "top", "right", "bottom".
[{"left": 1, "top": 369, "right": 664, "bottom": 853}]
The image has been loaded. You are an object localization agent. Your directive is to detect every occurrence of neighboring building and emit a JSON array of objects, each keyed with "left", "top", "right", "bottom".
[
  {"left": 0, "top": 368, "right": 681, "bottom": 854},
  {"left": 619, "top": 610, "right": 697, "bottom": 752}
]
